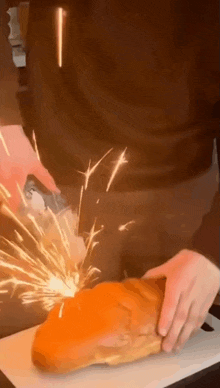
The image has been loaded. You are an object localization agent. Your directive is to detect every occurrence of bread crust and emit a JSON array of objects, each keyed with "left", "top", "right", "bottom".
[{"left": 32, "top": 278, "right": 165, "bottom": 374}]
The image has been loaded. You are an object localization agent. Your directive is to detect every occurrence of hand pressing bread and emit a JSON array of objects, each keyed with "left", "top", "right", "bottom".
[{"left": 32, "top": 277, "right": 165, "bottom": 374}]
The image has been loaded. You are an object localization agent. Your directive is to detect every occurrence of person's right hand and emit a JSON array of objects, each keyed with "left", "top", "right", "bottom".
[{"left": 0, "top": 125, "right": 60, "bottom": 212}]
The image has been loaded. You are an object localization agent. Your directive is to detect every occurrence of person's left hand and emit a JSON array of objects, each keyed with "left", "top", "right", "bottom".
[{"left": 143, "top": 249, "right": 220, "bottom": 353}]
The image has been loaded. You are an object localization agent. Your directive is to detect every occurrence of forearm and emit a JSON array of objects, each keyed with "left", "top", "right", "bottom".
[
  {"left": 191, "top": 136, "right": 219, "bottom": 269},
  {"left": 190, "top": 98, "right": 220, "bottom": 269},
  {"left": 191, "top": 191, "right": 219, "bottom": 267}
]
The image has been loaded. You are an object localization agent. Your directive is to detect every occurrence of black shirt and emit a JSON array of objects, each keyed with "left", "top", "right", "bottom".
[{"left": 16, "top": 0, "right": 219, "bottom": 191}]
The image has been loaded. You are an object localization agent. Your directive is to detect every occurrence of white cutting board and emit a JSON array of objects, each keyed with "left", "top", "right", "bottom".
[{"left": 0, "top": 313, "right": 219, "bottom": 388}]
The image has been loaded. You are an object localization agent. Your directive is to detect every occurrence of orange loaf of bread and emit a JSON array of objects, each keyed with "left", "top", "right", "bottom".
[{"left": 32, "top": 278, "right": 165, "bottom": 374}]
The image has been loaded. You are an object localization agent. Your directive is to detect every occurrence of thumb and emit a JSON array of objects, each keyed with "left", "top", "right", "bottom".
[
  {"left": 31, "top": 163, "right": 60, "bottom": 194},
  {"left": 143, "top": 263, "right": 167, "bottom": 279}
]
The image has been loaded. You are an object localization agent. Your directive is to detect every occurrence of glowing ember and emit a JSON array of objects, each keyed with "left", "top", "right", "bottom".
[
  {"left": 106, "top": 148, "right": 128, "bottom": 192},
  {"left": 77, "top": 185, "right": 84, "bottom": 236},
  {"left": 0, "top": 199, "right": 100, "bottom": 312},
  {"left": 48, "top": 276, "right": 77, "bottom": 297},
  {"left": 57, "top": 8, "right": 63, "bottom": 67},
  {"left": 59, "top": 301, "right": 65, "bottom": 318},
  {"left": 32, "top": 130, "right": 41, "bottom": 161},
  {"left": 16, "top": 182, "right": 28, "bottom": 207},
  {"left": 14, "top": 230, "right": 24, "bottom": 242},
  {"left": 0, "top": 130, "right": 10, "bottom": 156},
  {"left": 77, "top": 148, "right": 113, "bottom": 190},
  {"left": 85, "top": 220, "right": 104, "bottom": 256},
  {"left": 0, "top": 131, "right": 130, "bottom": 315},
  {"left": 1, "top": 204, "right": 39, "bottom": 244},
  {"left": 0, "top": 183, "right": 11, "bottom": 202},
  {"left": 118, "top": 220, "right": 135, "bottom": 232}
]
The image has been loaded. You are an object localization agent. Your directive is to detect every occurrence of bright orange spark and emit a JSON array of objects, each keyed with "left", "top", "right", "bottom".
[
  {"left": 0, "top": 142, "right": 132, "bottom": 315},
  {"left": 76, "top": 149, "right": 114, "bottom": 239},
  {"left": 1, "top": 204, "right": 38, "bottom": 245},
  {"left": 0, "top": 198, "right": 99, "bottom": 312},
  {"left": 77, "top": 148, "right": 113, "bottom": 190},
  {"left": 0, "top": 131, "right": 10, "bottom": 156},
  {"left": 77, "top": 186, "right": 84, "bottom": 236},
  {"left": 57, "top": 8, "right": 63, "bottom": 67},
  {"left": 59, "top": 301, "right": 65, "bottom": 318},
  {"left": 0, "top": 183, "right": 11, "bottom": 201},
  {"left": 32, "top": 131, "right": 40, "bottom": 161},
  {"left": 47, "top": 207, "right": 71, "bottom": 259},
  {"left": 27, "top": 213, "right": 44, "bottom": 237},
  {"left": 85, "top": 219, "right": 104, "bottom": 256},
  {"left": 106, "top": 148, "right": 128, "bottom": 192},
  {"left": 16, "top": 182, "right": 28, "bottom": 207},
  {"left": 118, "top": 220, "right": 135, "bottom": 232},
  {"left": 0, "top": 146, "right": 103, "bottom": 313},
  {"left": 14, "top": 230, "right": 23, "bottom": 243}
]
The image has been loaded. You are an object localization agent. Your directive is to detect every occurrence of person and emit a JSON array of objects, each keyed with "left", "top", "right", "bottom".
[{"left": 0, "top": 0, "right": 219, "bottom": 354}]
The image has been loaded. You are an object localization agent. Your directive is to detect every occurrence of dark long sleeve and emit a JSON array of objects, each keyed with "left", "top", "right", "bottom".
[
  {"left": 191, "top": 102, "right": 220, "bottom": 268},
  {"left": 214, "top": 101, "right": 220, "bottom": 172}
]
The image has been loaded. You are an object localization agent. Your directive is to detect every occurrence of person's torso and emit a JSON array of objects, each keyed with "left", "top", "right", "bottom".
[{"left": 20, "top": 0, "right": 219, "bottom": 189}]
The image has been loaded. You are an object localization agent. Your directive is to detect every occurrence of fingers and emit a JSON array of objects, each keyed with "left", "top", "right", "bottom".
[
  {"left": 172, "top": 301, "right": 201, "bottom": 352},
  {"left": 194, "top": 295, "right": 215, "bottom": 332},
  {"left": 157, "top": 279, "right": 182, "bottom": 337},
  {"left": 161, "top": 278, "right": 196, "bottom": 352},
  {"left": 162, "top": 296, "right": 212, "bottom": 353},
  {"left": 31, "top": 163, "right": 60, "bottom": 194},
  {"left": 174, "top": 290, "right": 217, "bottom": 351},
  {"left": 160, "top": 290, "right": 187, "bottom": 352}
]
